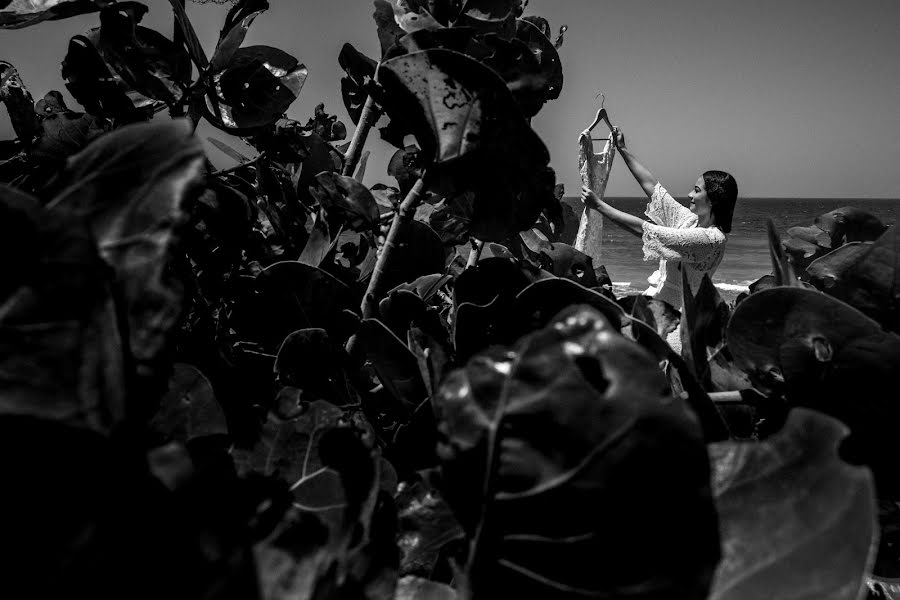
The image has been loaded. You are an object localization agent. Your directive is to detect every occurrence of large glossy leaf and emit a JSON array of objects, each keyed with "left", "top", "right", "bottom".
[
  {"left": 46, "top": 119, "right": 205, "bottom": 404},
  {"left": 377, "top": 48, "right": 555, "bottom": 241},
  {"left": 0, "top": 185, "right": 125, "bottom": 431},
  {"left": 250, "top": 261, "right": 357, "bottom": 348},
  {"left": 0, "top": 61, "right": 39, "bottom": 144},
  {"left": 358, "top": 318, "right": 428, "bottom": 415},
  {"left": 244, "top": 403, "right": 397, "bottom": 598},
  {"left": 31, "top": 91, "right": 110, "bottom": 162},
  {"left": 209, "top": 0, "right": 269, "bottom": 72},
  {"left": 62, "top": 32, "right": 161, "bottom": 119},
  {"left": 814, "top": 207, "right": 887, "bottom": 246},
  {"left": 396, "top": 476, "right": 465, "bottom": 577},
  {"left": 807, "top": 227, "right": 899, "bottom": 332},
  {"left": 274, "top": 328, "right": 353, "bottom": 407},
  {"left": 0, "top": 0, "right": 106, "bottom": 29},
  {"left": 149, "top": 363, "right": 227, "bottom": 442},
  {"left": 727, "top": 287, "right": 900, "bottom": 497},
  {"left": 435, "top": 305, "right": 720, "bottom": 599},
  {"left": 310, "top": 171, "right": 380, "bottom": 231},
  {"left": 209, "top": 45, "right": 307, "bottom": 130},
  {"left": 708, "top": 409, "right": 877, "bottom": 600},
  {"left": 91, "top": 3, "right": 192, "bottom": 105},
  {"left": 680, "top": 272, "right": 731, "bottom": 389},
  {"left": 395, "top": 576, "right": 457, "bottom": 600},
  {"left": 338, "top": 42, "right": 377, "bottom": 125}
]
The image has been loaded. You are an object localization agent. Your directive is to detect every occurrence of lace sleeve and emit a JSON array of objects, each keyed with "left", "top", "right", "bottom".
[
  {"left": 642, "top": 222, "right": 727, "bottom": 271},
  {"left": 644, "top": 182, "right": 697, "bottom": 229}
]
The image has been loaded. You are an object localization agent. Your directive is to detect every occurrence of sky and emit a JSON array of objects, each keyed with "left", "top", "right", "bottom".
[{"left": 1, "top": 0, "right": 898, "bottom": 199}]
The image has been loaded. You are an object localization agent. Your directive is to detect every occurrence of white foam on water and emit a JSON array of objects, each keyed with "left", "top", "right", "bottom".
[
  {"left": 714, "top": 283, "right": 751, "bottom": 292},
  {"left": 612, "top": 282, "right": 633, "bottom": 287}
]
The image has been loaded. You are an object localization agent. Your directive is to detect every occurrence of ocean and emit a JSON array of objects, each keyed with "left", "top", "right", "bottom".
[{"left": 559, "top": 197, "right": 899, "bottom": 300}]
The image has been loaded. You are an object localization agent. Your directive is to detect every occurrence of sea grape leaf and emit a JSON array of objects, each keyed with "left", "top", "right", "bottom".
[
  {"left": 680, "top": 272, "right": 731, "bottom": 389},
  {"left": 250, "top": 261, "right": 357, "bottom": 348},
  {"left": 435, "top": 305, "right": 720, "bottom": 599},
  {"left": 378, "top": 220, "right": 447, "bottom": 293},
  {"left": 396, "top": 478, "right": 465, "bottom": 578},
  {"left": 767, "top": 218, "right": 802, "bottom": 287},
  {"left": 232, "top": 400, "right": 349, "bottom": 528},
  {"left": 726, "top": 287, "right": 900, "bottom": 497},
  {"left": 511, "top": 277, "right": 625, "bottom": 336},
  {"left": 807, "top": 227, "right": 899, "bottom": 332},
  {"left": 248, "top": 407, "right": 395, "bottom": 599},
  {"left": 338, "top": 42, "right": 377, "bottom": 125},
  {"left": 373, "top": 0, "right": 408, "bottom": 57},
  {"left": 455, "top": 0, "right": 516, "bottom": 38},
  {"left": 814, "top": 206, "right": 887, "bottom": 247},
  {"left": 31, "top": 93, "right": 110, "bottom": 162},
  {"left": 297, "top": 209, "right": 332, "bottom": 267},
  {"left": 62, "top": 31, "right": 161, "bottom": 120},
  {"left": 209, "top": 0, "right": 269, "bottom": 72},
  {"left": 310, "top": 171, "right": 380, "bottom": 231},
  {"left": 708, "top": 408, "right": 877, "bottom": 600},
  {"left": 377, "top": 48, "right": 555, "bottom": 241},
  {"left": 0, "top": 0, "right": 107, "bottom": 29},
  {"left": 622, "top": 312, "right": 731, "bottom": 442},
  {"left": 512, "top": 17, "right": 563, "bottom": 108},
  {"left": 90, "top": 3, "right": 192, "bottom": 105},
  {"left": 388, "top": 145, "right": 425, "bottom": 195},
  {"left": 358, "top": 318, "right": 428, "bottom": 416},
  {"left": 619, "top": 294, "right": 680, "bottom": 341},
  {"left": 395, "top": 576, "right": 457, "bottom": 600},
  {"left": 274, "top": 328, "right": 353, "bottom": 406},
  {"left": 149, "top": 363, "right": 228, "bottom": 442},
  {"left": 209, "top": 45, "right": 307, "bottom": 130},
  {"left": 0, "top": 185, "right": 126, "bottom": 432},
  {"left": 46, "top": 119, "right": 205, "bottom": 408},
  {"left": 0, "top": 61, "right": 39, "bottom": 144},
  {"left": 304, "top": 102, "right": 347, "bottom": 142},
  {"left": 390, "top": 0, "right": 444, "bottom": 33}
]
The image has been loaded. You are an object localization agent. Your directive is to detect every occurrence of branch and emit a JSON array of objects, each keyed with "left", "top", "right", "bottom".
[
  {"left": 361, "top": 173, "right": 427, "bottom": 318},
  {"left": 342, "top": 94, "right": 383, "bottom": 177}
]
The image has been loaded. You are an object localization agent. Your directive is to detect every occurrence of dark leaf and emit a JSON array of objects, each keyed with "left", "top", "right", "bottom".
[
  {"left": 91, "top": 3, "right": 192, "bottom": 105},
  {"left": 708, "top": 409, "right": 877, "bottom": 600},
  {"left": 310, "top": 171, "right": 380, "bottom": 231},
  {"left": 304, "top": 102, "right": 346, "bottom": 142},
  {"left": 455, "top": 0, "right": 517, "bottom": 38},
  {"left": 511, "top": 277, "right": 625, "bottom": 335},
  {"left": 0, "top": 185, "right": 125, "bottom": 432},
  {"left": 47, "top": 119, "right": 205, "bottom": 407},
  {"left": 298, "top": 210, "right": 332, "bottom": 267},
  {"left": 210, "top": 0, "right": 269, "bottom": 72},
  {"left": 373, "top": 0, "right": 409, "bottom": 57},
  {"left": 0, "top": 61, "right": 39, "bottom": 144},
  {"left": 31, "top": 102, "right": 110, "bottom": 162},
  {"left": 358, "top": 318, "right": 428, "bottom": 415},
  {"left": 396, "top": 479, "right": 465, "bottom": 578},
  {"left": 815, "top": 206, "right": 887, "bottom": 246},
  {"left": 274, "top": 328, "right": 353, "bottom": 406},
  {"left": 0, "top": 0, "right": 106, "bottom": 29},
  {"left": 807, "top": 227, "right": 899, "bottom": 332},
  {"left": 680, "top": 272, "right": 731, "bottom": 389},
  {"left": 395, "top": 576, "right": 456, "bottom": 599},
  {"left": 149, "top": 363, "right": 228, "bottom": 442},
  {"left": 209, "top": 45, "right": 307, "bottom": 130},
  {"left": 727, "top": 287, "right": 900, "bottom": 496},
  {"left": 377, "top": 48, "right": 555, "bottom": 241},
  {"left": 511, "top": 17, "right": 564, "bottom": 113},
  {"left": 435, "top": 305, "right": 720, "bottom": 599},
  {"left": 388, "top": 145, "right": 425, "bottom": 195},
  {"left": 251, "top": 261, "right": 357, "bottom": 348},
  {"left": 62, "top": 32, "right": 160, "bottom": 119},
  {"left": 767, "top": 218, "right": 802, "bottom": 287},
  {"left": 379, "top": 220, "right": 447, "bottom": 292}
]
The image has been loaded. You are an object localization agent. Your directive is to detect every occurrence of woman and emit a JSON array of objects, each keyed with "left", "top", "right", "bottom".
[{"left": 581, "top": 128, "right": 738, "bottom": 350}]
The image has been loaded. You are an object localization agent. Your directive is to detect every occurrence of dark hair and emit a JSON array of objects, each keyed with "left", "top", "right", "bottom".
[{"left": 702, "top": 170, "right": 738, "bottom": 234}]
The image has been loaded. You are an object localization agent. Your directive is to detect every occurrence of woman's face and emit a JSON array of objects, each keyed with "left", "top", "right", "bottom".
[{"left": 689, "top": 176, "right": 714, "bottom": 225}]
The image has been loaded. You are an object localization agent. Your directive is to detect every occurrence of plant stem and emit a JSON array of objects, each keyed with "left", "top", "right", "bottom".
[
  {"left": 361, "top": 174, "right": 427, "bottom": 318},
  {"left": 342, "top": 94, "right": 382, "bottom": 177}
]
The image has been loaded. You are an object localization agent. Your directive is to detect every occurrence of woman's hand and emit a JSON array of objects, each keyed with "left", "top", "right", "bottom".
[
  {"left": 581, "top": 185, "right": 603, "bottom": 211},
  {"left": 612, "top": 126, "right": 626, "bottom": 150}
]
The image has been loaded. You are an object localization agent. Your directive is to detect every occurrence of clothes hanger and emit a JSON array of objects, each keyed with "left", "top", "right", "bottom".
[{"left": 588, "top": 93, "right": 616, "bottom": 140}]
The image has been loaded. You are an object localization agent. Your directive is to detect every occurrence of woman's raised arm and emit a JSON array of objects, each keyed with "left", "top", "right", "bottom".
[{"left": 613, "top": 128, "right": 658, "bottom": 199}]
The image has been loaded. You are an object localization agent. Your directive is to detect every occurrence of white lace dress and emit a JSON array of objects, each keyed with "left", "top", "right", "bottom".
[
  {"left": 641, "top": 183, "right": 727, "bottom": 350},
  {"left": 575, "top": 129, "right": 616, "bottom": 270}
]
